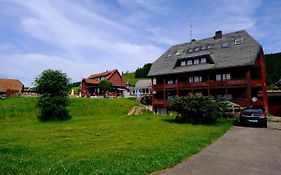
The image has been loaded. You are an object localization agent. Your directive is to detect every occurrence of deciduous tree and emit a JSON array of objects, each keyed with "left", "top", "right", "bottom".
[{"left": 34, "top": 69, "right": 71, "bottom": 121}]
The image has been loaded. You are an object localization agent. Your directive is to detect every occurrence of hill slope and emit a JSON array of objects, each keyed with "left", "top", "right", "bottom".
[
  {"left": 0, "top": 97, "right": 231, "bottom": 175},
  {"left": 122, "top": 72, "right": 149, "bottom": 86}
]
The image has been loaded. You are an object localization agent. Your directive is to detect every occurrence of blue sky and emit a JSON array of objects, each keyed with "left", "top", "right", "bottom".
[{"left": 0, "top": 0, "right": 281, "bottom": 86}]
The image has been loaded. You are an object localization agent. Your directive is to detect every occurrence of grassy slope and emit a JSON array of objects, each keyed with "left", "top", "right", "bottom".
[
  {"left": 122, "top": 73, "right": 149, "bottom": 86},
  {"left": 0, "top": 98, "right": 232, "bottom": 175}
]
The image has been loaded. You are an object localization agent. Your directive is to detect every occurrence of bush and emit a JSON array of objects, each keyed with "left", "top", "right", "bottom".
[
  {"left": 169, "top": 94, "right": 228, "bottom": 124},
  {"left": 34, "top": 69, "right": 71, "bottom": 121},
  {"left": 98, "top": 80, "right": 113, "bottom": 97}
]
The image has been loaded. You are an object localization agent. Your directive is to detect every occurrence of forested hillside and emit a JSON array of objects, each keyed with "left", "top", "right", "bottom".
[{"left": 265, "top": 52, "right": 281, "bottom": 85}]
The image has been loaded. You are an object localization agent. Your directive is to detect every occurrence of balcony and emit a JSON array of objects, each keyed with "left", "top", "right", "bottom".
[
  {"left": 153, "top": 79, "right": 247, "bottom": 90},
  {"left": 153, "top": 99, "right": 169, "bottom": 106},
  {"left": 209, "top": 79, "right": 246, "bottom": 87},
  {"left": 251, "top": 80, "right": 263, "bottom": 87}
]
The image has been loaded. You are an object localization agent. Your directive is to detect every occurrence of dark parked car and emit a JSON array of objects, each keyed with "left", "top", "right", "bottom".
[
  {"left": 140, "top": 95, "right": 152, "bottom": 105},
  {"left": 240, "top": 108, "right": 267, "bottom": 128}
]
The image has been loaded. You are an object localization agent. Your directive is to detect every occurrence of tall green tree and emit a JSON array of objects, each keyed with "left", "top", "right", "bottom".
[
  {"left": 98, "top": 80, "right": 113, "bottom": 97},
  {"left": 34, "top": 69, "right": 71, "bottom": 121},
  {"left": 265, "top": 52, "right": 281, "bottom": 85},
  {"left": 135, "top": 63, "right": 152, "bottom": 78}
]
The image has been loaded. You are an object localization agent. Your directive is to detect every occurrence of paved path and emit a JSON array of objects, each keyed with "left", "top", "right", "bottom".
[{"left": 159, "top": 122, "right": 281, "bottom": 175}]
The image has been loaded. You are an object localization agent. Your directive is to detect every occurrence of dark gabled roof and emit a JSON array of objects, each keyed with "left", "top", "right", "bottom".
[
  {"left": 135, "top": 80, "right": 151, "bottom": 88},
  {"left": 148, "top": 30, "right": 262, "bottom": 77},
  {"left": 0, "top": 78, "right": 24, "bottom": 92}
]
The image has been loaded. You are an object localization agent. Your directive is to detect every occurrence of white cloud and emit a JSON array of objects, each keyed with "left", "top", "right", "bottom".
[{"left": 0, "top": 0, "right": 280, "bottom": 86}]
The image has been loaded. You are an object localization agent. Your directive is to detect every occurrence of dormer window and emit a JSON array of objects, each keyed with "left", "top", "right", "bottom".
[
  {"left": 222, "top": 42, "right": 229, "bottom": 48},
  {"left": 195, "top": 47, "right": 200, "bottom": 52},
  {"left": 188, "top": 48, "right": 193, "bottom": 53},
  {"left": 175, "top": 55, "right": 213, "bottom": 68},
  {"left": 167, "top": 53, "right": 172, "bottom": 57},
  {"left": 176, "top": 50, "right": 183, "bottom": 56},
  {"left": 181, "top": 60, "right": 186, "bottom": 66},
  {"left": 201, "top": 58, "right": 206, "bottom": 63},
  {"left": 201, "top": 46, "right": 206, "bottom": 50},
  {"left": 207, "top": 45, "right": 212, "bottom": 49},
  {"left": 187, "top": 60, "right": 192, "bottom": 65},
  {"left": 235, "top": 37, "right": 243, "bottom": 45}
]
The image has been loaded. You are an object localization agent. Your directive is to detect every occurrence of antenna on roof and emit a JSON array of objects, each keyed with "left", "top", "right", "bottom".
[{"left": 189, "top": 22, "right": 193, "bottom": 41}]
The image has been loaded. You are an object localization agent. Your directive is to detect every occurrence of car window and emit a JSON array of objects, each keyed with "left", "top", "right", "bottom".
[{"left": 242, "top": 109, "right": 263, "bottom": 114}]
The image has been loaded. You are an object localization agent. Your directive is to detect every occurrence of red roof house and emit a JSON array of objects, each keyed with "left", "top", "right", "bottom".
[
  {"left": 81, "top": 69, "right": 127, "bottom": 97},
  {"left": 0, "top": 78, "right": 24, "bottom": 97}
]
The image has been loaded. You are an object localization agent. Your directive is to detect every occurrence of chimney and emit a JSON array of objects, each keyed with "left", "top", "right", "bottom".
[
  {"left": 214, "top": 30, "right": 222, "bottom": 40},
  {"left": 191, "top": 39, "right": 196, "bottom": 42}
]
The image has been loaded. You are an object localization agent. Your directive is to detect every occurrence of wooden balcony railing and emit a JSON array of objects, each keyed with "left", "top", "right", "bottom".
[
  {"left": 251, "top": 80, "right": 263, "bottom": 87},
  {"left": 152, "top": 79, "right": 247, "bottom": 90},
  {"left": 152, "top": 99, "right": 168, "bottom": 106}
]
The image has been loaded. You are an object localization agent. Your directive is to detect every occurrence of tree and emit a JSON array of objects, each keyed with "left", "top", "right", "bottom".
[
  {"left": 135, "top": 63, "right": 152, "bottom": 78},
  {"left": 265, "top": 52, "right": 281, "bottom": 86},
  {"left": 169, "top": 94, "right": 228, "bottom": 124},
  {"left": 34, "top": 69, "right": 71, "bottom": 121},
  {"left": 98, "top": 80, "right": 113, "bottom": 97}
]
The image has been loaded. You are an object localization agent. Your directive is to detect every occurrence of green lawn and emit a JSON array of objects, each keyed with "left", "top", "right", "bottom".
[
  {"left": 122, "top": 73, "right": 149, "bottom": 86},
  {"left": 0, "top": 97, "right": 232, "bottom": 175}
]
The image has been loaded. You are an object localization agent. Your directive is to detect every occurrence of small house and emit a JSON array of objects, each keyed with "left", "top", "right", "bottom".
[
  {"left": 0, "top": 78, "right": 24, "bottom": 97},
  {"left": 81, "top": 69, "right": 127, "bottom": 97}
]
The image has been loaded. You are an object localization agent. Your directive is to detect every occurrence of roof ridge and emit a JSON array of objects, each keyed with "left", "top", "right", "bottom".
[{"left": 173, "top": 29, "right": 246, "bottom": 47}]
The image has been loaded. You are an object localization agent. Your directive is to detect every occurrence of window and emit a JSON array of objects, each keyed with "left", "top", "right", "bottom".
[
  {"left": 153, "top": 78, "right": 156, "bottom": 85},
  {"left": 187, "top": 60, "right": 193, "bottom": 65},
  {"left": 167, "top": 53, "right": 172, "bottom": 57},
  {"left": 201, "top": 46, "right": 206, "bottom": 50},
  {"left": 194, "top": 59, "right": 199, "bottom": 64},
  {"left": 181, "top": 61, "right": 186, "bottom": 66},
  {"left": 216, "top": 74, "right": 221, "bottom": 81},
  {"left": 207, "top": 45, "right": 212, "bottom": 49},
  {"left": 216, "top": 74, "right": 230, "bottom": 81},
  {"left": 181, "top": 60, "right": 186, "bottom": 66},
  {"left": 201, "top": 58, "right": 206, "bottom": 63},
  {"left": 176, "top": 50, "right": 183, "bottom": 55},
  {"left": 189, "top": 77, "right": 193, "bottom": 83},
  {"left": 188, "top": 48, "right": 193, "bottom": 53},
  {"left": 101, "top": 77, "right": 105, "bottom": 80},
  {"left": 195, "top": 47, "right": 200, "bottom": 52},
  {"left": 235, "top": 37, "right": 243, "bottom": 45},
  {"left": 167, "top": 80, "right": 174, "bottom": 84},
  {"left": 226, "top": 74, "right": 231, "bottom": 80},
  {"left": 222, "top": 42, "right": 229, "bottom": 48},
  {"left": 224, "top": 94, "right": 233, "bottom": 99},
  {"left": 194, "top": 76, "right": 202, "bottom": 82}
]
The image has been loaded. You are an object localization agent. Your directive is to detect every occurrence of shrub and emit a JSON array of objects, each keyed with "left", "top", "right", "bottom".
[
  {"left": 98, "top": 80, "right": 113, "bottom": 97},
  {"left": 34, "top": 69, "right": 71, "bottom": 121},
  {"left": 169, "top": 94, "right": 228, "bottom": 124}
]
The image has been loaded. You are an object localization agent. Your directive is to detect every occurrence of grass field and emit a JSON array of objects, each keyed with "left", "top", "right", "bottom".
[
  {"left": 122, "top": 73, "right": 149, "bottom": 86},
  {"left": 0, "top": 97, "right": 232, "bottom": 175}
]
